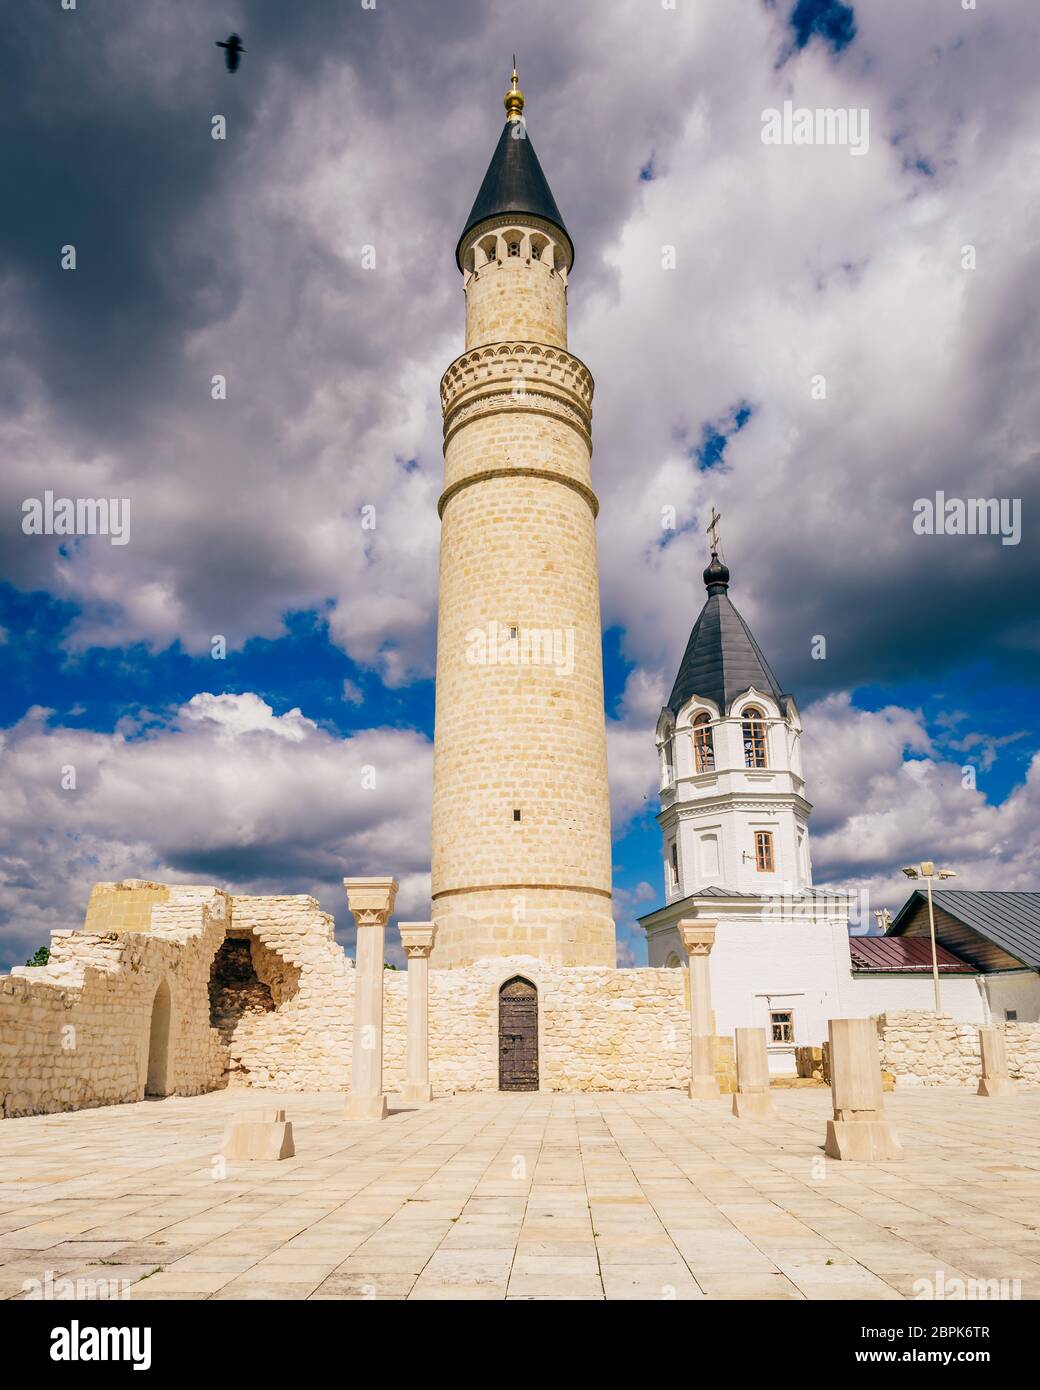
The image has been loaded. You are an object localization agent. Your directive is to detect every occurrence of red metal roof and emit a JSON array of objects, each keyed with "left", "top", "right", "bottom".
[{"left": 849, "top": 936, "right": 975, "bottom": 973}]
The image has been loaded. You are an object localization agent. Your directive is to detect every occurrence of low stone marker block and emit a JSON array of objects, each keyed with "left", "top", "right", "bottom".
[
  {"left": 222, "top": 1108, "right": 295, "bottom": 1161},
  {"left": 977, "top": 1027, "right": 1017, "bottom": 1097},
  {"left": 732, "top": 1027, "right": 777, "bottom": 1120},
  {"left": 824, "top": 1019, "right": 903, "bottom": 1162}
]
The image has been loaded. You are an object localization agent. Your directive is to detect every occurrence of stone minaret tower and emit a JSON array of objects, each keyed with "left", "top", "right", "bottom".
[{"left": 431, "top": 69, "right": 615, "bottom": 969}]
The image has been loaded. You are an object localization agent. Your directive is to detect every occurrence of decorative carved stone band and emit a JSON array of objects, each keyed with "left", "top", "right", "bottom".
[
  {"left": 438, "top": 466, "right": 599, "bottom": 520},
  {"left": 432, "top": 882, "right": 613, "bottom": 900},
  {"left": 440, "top": 341, "right": 595, "bottom": 448}
]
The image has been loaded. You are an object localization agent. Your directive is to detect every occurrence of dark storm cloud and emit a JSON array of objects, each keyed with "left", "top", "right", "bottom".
[
  {"left": 1, "top": 0, "right": 1039, "bottom": 930},
  {"left": 0, "top": 0, "right": 677, "bottom": 662}
]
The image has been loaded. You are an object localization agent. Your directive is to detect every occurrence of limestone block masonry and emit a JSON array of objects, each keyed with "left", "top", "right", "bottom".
[
  {"left": 1, "top": 881, "right": 740, "bottom": 1113},
  {"left": 878, "top": 1009, "right": 1040, "bottom": 1088},
  {"left": 430, "top": 204, "right": 615, "bottom": 969},
  {"left": 0, "top": 886, "right": 228, "bottom": 1118}
]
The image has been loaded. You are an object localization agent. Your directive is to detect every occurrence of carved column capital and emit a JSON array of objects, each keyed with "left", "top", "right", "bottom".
[
  {"left": 399, "top": 922, "right": 436, "bottom": 958},
  {"left": 343, "top": 876, "right": 399, "bottom": 928},
  {"left": 678, "top": 918, "right": 717, "bottom": 957}
]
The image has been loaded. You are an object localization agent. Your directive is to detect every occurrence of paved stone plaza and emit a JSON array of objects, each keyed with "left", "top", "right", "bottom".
[{"left": 1, "top": 1088, "right": 1038, "bottom": 1301}]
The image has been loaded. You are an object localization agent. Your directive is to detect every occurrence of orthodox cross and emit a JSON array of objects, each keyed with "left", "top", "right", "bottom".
[{"left": 706, "top": 506, "right": 722, "bottom": 555}]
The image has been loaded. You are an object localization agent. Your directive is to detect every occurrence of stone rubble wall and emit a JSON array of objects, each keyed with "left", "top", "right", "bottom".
[
  {"left": 83, "top": 880, "right": 172, "bottom": 934},
  {"left": 217, "top": 914, "right": 737, "bottom": 1096},
  {"left": 224, "top": 896, "right": 356, "bottom": 1091},
  {"left": 2, "top": 884, "right": 744, "bottom": 1115},
  {"left": 878, "top": 1009, "right": 1040, "bottom": 1087},
  {"left": 0, "top": 887, "right": 228, "bottom": 1118}
]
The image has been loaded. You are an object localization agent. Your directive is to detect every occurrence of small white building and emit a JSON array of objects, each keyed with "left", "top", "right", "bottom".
[{"left": 638, "top": 547, "right": 997, "bottom": 1072}]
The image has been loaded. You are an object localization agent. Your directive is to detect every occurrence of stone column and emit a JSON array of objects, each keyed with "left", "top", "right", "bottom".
[
  {"left": 679, "top": 920, "right": 719, "bottom": 1100},
  {"left": 344, "top": 876, "right": 398, "bottom": 1121},
  {"left": 399, "top": 922, "right": 436, "bottom": 1104},
  {"left": 977, "top": 1027, "right": 1017, "bottom": 1097},
  {"left": 732, "top": 1027, "right": 776, "bottom": 1120},
  {"left": 824, "top": 1018, "right": 903, "bottom": 1161}
]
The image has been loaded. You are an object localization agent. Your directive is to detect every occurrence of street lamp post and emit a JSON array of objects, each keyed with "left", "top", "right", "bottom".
[{"left": 901, "top": 861, "right": 957, "bottom": 1016}]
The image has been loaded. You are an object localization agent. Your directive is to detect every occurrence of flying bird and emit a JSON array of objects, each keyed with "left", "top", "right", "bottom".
[{"left": 216, "top": 33, "right": 245, "bottom": 73}]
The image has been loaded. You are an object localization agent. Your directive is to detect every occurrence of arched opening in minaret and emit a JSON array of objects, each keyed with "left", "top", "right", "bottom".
[{"left": 498, "top": 977, "right": 538, "bottom": 1091}]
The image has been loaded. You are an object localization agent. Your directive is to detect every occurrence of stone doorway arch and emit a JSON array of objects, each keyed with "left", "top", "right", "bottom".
[
  {"left": 145, "top": 978, "right": 173, "bottom": 1097},
  {"left": 498, "top": 976, "right": 538, "bottom": 1091}
]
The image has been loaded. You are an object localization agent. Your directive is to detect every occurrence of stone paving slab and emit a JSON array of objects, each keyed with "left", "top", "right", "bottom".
[{"left": 0, "top": 1087, "right": 1037, "bottom": 1300}]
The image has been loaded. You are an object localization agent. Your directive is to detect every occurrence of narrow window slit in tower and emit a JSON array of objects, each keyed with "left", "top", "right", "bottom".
[{"left": 513, "top": 809, "right": 522, "bottom": 822}]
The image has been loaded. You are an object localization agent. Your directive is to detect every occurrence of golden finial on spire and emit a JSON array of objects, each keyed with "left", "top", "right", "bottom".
[{"left": 504, "top": 58, "right": 525, "bottom": 122}]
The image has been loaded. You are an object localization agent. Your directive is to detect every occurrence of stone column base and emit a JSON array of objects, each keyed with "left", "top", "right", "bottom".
[
  {"left": 732, "top": 1091, "right": 776, "bottom": 1120},
  {"left": 689, "top": 1078, "right": 720, "bottom": 1101},
  {"left": 978, "top": 1076, "right": 1017, "bottom": 1097},
  {"left": 825, "top": 1118, "right": 903, "bottom": 1161},
  {"left": 401, "top": 1084, "right": 433, "bottom": 1105},
  {"left": 222, "top": 1112, "right": 295, "bottom": 1161},
  {"left": 345, "top": 1093, "right": 388, "bottom": 1121}
]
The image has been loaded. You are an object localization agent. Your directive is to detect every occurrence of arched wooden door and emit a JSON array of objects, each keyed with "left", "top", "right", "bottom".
[{"left": 498, "top": 977, "right": 538, "bottom": 1091}]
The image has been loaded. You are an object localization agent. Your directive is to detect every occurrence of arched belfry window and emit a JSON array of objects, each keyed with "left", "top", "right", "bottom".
[
  {"left": 692, "top": 713, "right": 715, "bottom": 773},
  {"left": 742, "top": 707, "right": 768, "bottom": 768}
]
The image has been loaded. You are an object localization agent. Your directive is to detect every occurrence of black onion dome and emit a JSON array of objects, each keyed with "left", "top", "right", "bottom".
[{"left": 702, "top": 554, "right": 730, "bottom": 594}]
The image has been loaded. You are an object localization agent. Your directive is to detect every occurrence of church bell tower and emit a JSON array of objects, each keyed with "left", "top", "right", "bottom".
[{"left": 430, "top": 69, "right": 615, "bottom": 969}]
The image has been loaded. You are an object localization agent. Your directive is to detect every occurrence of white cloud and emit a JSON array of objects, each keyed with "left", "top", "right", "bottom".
[
  {"left": 5, "top": 1, "right": 1038, "bottom": 697},
  {"left": 0, "top": 694, "right": 432, "bottom": 970},
  {"left": 801, "top": 692, "right": 1040, "bottom": 913}
]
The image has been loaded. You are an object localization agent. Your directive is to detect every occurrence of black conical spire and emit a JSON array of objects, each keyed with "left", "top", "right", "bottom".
[
  {"left": 666, "top": 551, "right": 786, "bottom": 716},
  {"left": 456, "top": 67, "right": 572, "bottom": 270}
]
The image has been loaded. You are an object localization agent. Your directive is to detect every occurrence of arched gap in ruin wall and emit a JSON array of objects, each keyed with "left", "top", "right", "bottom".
[{"left": 208, "top": 928, "right": 301, "bottom": 1085}]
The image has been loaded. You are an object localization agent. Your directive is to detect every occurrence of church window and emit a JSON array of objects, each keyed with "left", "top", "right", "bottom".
[
  {"left": 770, "top": 1009, "right": 794, "bottom": 1043},
  {"left": 743, "top": 708, "right": 768, "bottom": 767},
  {"left": 692, "top": 713, "right": 715, "bottom": 772},
  {"left": 669, "top": 840, "right": 679, "bottom": 887},
  {"left": 754, "top": 830, "right": 775, "bottom": 872}
]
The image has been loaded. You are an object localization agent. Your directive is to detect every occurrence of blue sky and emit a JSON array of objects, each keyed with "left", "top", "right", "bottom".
[{"left": 1, "top": 0, "right": 1038, "bottom": 970}]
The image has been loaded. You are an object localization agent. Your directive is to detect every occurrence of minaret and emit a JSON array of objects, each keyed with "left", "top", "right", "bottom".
[{"left": 430, "top": 68, "right": 615, "bottom": 969}]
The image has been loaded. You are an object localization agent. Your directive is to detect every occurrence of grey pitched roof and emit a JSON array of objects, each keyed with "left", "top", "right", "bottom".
[
  {"left": 637, "top": 885, "right": 849, "bottom": 925},
  {"left": 889, "top": 890, "right": 1040, "bottom": 970},
  {"left": 666, "top": 558, "right": 786, "bottom": 716},
  {"left": 456, "top": 119, "right": 571, "bottom": 269}
]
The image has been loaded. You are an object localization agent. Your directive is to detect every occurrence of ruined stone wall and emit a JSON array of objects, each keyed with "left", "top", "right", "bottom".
[
  {"left": 170, "top": 927, "right": 737, "bottom": 1096},
  {"left": 0, "top": 887, "right": 227, "bottom": 1118},
  {"left": 387, "top": 957, "right": 734, "bottom": 1095},
  {"left": 82, "top": 880, "right": 171, "bottom": 934},
  {"left": 3, "top": 884, "right": 742, "bottom": 1111},
  {"left": 878, "top": 1010, "right": 1040, "bottom": 1087},
  {"left": 223, "top": 895, "right": 355, "bottom": 1090}
]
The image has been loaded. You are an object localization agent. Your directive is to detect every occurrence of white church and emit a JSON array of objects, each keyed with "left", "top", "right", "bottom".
[{"left": 638, "top": 531, "right": 1038, "bottom": 1072}]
